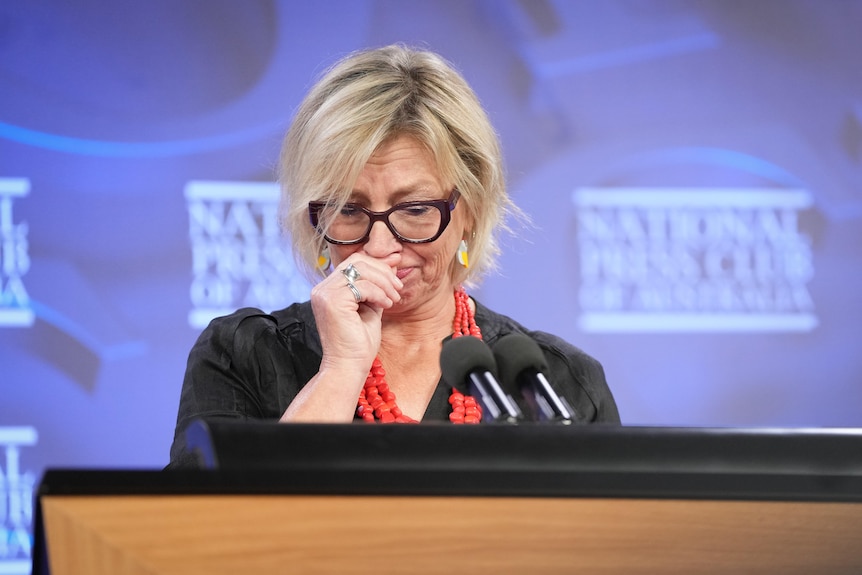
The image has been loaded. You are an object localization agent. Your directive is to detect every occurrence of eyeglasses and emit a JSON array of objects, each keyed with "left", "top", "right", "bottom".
[{"left": 308, "top": 189, "right": 460, "bottom": 245}]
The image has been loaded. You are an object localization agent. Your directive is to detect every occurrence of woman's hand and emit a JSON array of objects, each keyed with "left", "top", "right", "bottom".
[
  {"left": 310, "top": 253, "right": 403, "bottom": 377},
  {"left": 280, "top": 254, "right": 402, "bottom": 423}
]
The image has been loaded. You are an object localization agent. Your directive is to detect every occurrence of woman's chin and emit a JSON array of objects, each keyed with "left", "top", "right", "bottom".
[{"left": 386, "top": 284, "right": 426, "bottom": 315}]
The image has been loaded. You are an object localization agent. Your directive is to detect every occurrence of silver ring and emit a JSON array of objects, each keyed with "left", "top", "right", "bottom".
[
  {"left": 342, "top": 263, "right": 361, "bottom": 284},
  {"left": 346, "top": 281, "right": 362, "bottom": 303}
]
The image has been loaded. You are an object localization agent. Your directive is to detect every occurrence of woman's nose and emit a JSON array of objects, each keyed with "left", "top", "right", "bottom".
[{"left": 362, "top": 219, "right": 400, "bottom": 256}]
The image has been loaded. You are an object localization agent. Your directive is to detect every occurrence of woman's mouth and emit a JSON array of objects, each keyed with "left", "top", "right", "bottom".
[{"left": 396, "top": 267, "right": 412, "bottom": 280}]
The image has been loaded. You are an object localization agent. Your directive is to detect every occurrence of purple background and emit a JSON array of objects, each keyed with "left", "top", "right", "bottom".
[{"left": 2, "top": 0, "right": 861, "bottom": 484}]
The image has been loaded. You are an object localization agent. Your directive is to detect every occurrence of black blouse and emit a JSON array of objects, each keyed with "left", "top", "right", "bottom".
[{"left": 167, "top": 299, "right": 620, "bottom": 468}]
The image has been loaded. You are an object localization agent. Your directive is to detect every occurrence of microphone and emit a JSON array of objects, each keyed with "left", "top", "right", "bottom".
[
  {"left": 492, "top": 333, "right": 574, "bottom": 424},
  {"left": 440, "top": 336, "right": 522, "bottom": 424}
]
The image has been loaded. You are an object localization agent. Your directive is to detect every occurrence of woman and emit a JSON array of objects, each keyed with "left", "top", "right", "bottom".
[{"left": 168, "top": 44, "right": 619, "bottom": 467}]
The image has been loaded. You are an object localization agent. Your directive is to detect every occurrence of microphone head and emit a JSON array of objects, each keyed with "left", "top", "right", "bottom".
[
  {"left": 492, "top": 333, "right": 549, "bottom": 388},
  {"left": 440, "top": 335, "right": 498, "bottom": 387}
]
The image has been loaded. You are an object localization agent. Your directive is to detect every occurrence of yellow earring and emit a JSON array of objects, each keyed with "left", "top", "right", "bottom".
[
  {"left": 457, "top": 239, "right": 469, "bottom": 268},
  {"left": 316, "top": 245, "right": 331, "bottom": 270}
]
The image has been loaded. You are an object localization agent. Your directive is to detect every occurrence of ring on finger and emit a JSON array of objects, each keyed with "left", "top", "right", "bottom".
[
  {"left": 346, "top": 281, "right": 362, "bottom": 303},
  {"left": 342, "top": 263, "right": 361, "bottom": 284}
]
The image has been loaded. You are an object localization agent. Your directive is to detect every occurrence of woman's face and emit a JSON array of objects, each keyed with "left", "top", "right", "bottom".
[{"left": 328, "top": 134, "right": 471, "bottom": 314}]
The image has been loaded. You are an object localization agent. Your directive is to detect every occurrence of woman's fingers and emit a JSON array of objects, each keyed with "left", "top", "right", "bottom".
[
  {"left": 334, "top": 256, "right": 402, "bottom": 307},
  {"left": 310, "top": 254, "right": 403, "bottom": 370}
]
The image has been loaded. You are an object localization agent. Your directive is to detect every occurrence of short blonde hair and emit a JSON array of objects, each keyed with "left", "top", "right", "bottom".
[{"left": 278, "top": 44, "right": 515, "bottom": 286}]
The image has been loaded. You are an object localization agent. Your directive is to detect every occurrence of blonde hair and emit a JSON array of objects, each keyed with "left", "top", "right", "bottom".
[{"left": 278, "top": 44, "right": 516, "bottom": 286}]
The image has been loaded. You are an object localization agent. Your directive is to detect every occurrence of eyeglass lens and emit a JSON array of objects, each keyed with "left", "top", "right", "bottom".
[{"left": 319, "top": 202, "right": 444, "bottom": 243}]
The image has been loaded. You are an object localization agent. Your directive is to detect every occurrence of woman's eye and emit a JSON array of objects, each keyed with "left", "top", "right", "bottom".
[
  {"left": 339, "top": 205, "right": 361, "bottom": 217},
  {"left": 402, "top": 205, "right": 431, "bottom": 217}
]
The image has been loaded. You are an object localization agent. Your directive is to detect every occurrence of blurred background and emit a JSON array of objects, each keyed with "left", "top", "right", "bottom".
[{"left": 2, "top": 1, "right": 861, "bottom": 570}]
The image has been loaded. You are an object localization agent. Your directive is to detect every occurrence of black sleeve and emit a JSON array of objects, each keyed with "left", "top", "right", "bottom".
[
  {"left": 541, "top": 337, "right": 621, "bottom": 424},
  {"left": 166, "top": 307, "right": 318, "bottom": 468}
]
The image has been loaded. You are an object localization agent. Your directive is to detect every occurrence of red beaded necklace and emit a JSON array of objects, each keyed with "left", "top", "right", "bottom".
[{"left": 356, "top": 287, "right": 483, "bottom": 424}]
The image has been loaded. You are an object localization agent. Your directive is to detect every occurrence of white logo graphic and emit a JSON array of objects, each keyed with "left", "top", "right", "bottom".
[
  {"left": 573, "top": 188, "right": 817, "bottom": 332},
  {"left": 0, "top": 427, "right": 37, "bottom": 575},
  {"left": 185, "top": 181, "right": 311, "bottom": 329},
  {"left": 0, "top": 179, "right": 32, "bottom": 327}
]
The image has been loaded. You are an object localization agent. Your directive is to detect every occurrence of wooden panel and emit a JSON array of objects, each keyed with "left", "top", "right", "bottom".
[{"left": 41, "top": 495, "right": 862, "bottom": 575}]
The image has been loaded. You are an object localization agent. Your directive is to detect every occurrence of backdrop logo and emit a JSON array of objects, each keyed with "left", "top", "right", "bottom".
[
  {"left": 185, "top": 181, "right": 311, "bottom": 329},
  {"left": 0, "top": 427, "right": 37, "bottom": 574},
  {"left": 0, "top": 178, "right": 32, "bottom": 327},
  {"left": 573, "top": 188, "right": 817, "bottom": 332}
]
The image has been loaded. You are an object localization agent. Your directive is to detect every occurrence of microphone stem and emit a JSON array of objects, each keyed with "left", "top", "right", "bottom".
[{"left": 468, "top": 372, "right": 520, "bottom": 423}]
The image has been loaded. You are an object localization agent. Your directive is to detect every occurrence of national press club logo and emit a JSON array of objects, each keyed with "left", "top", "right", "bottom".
[
  {"left": 573, "top": 187, "right": 817, "bottom": 332},
  {"left": 0, "top": 427, "right": 37, "bottom": 575},
  {"left": 185, "top": 181, "right": 311, "bottom": 329},
  {"left": 0, "top": 178, "right": 32, "bottom": 327}
]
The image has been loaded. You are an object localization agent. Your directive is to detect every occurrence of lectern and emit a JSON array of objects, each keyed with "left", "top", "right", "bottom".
[{"left": 33, "top": 422, "right": 862, "bottom": 574}]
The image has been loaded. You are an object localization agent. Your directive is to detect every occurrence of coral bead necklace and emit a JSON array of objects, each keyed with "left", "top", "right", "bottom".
[{"left": 356, "top": 287, "right": 483, "bottom": 424}]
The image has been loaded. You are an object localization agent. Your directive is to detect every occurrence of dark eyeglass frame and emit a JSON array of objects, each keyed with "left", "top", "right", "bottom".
[{"left": 308, "top": 189, "right": 461, "bottom": 245}]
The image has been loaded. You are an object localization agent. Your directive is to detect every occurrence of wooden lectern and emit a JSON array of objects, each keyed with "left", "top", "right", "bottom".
[{"left": 33, "top": 422, "right": 862, "bottom": 574}]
